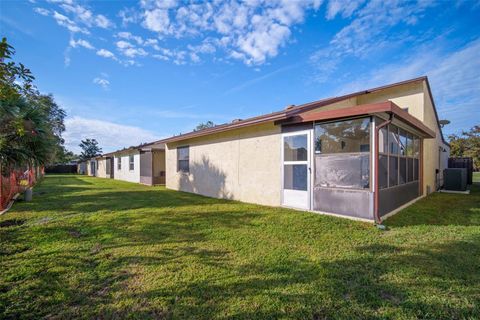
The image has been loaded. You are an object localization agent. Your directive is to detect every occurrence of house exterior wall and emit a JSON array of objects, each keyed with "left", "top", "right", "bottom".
[
  {"left": 96, "top": 158, "right": 108, "bottom": 178},
  {"left": 166, "top": 122, "right": 282, "bottom": 206},
  {"left": 86, "top": 160, "right": 96, "bottom": 176},
  {"left": 165, "top": 79, "right": 448, "bottom": 216},
  {"left": 113, "top": 152, "right": 141, "bottom": 183},
  {"left": 422, "top": 82, "right": 450, "bottom": 193},
  {"left": 153, "top": 150, "right": 166, "bottom": 185},
  {"left": 77, "top": 162, "right": 87, "bottom": 174}
]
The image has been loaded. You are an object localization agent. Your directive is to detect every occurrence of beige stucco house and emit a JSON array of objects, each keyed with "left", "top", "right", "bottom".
[
  {"left": 160, "top": 76, "right": 450, "bottom": 223},
  {"left": 111, "top": 142, "right": 166, "bottom": 185},
  {"left": 94, "top": 155, "right": 114, "bottom": 179},
  {"left": 86, "top": 158, "right": 96, "bottom": 177}
]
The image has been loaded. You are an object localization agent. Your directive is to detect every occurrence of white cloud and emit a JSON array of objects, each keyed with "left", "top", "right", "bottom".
[
  {"left": 96, "top": 48, "right": 116, "bottom": 59},
  {"left": 115, "top": 40, "right": 148, "bottom": 58},
  {"left": 122, "top": 47, "right": 148, "bottom": 58},
  {"left": 326, "top": 0, "right": 365, "bottom": 19},
  {"left": 139, "top": 0, "right": 321, "bottom": 65},
  {"left": 143, "top": 8, "right": 172, "bottom": 34},
  {"left": 53, "top": 10, "right": 89, "bottom": 34},
  {"left": 34, "top": 7, "right": 50, "bottom": 16},
  {"left": 95, "top": 14, "right": 113, "bottom": 28},
  {"left": 64, "top": 116, "right": 160, "bottom": 153},
  {"left": 60, "top": 3, "right": 114, "bottom": 29},
  {"left": 69, "top": 38, "right": 94, "bottom": 49},
  {"left": 144, "top": 38, "right": 158, "bottom": 46},
  {"left": 116, "top": 40, "right": 133, "bottom": 49},
  {"left": 117, "top": 31, "right": 144, "bottom": 45},
  {"left": 93, "top": 75, "right": 110, "bottom": 89},
  {"left": 118, "top": 7, "right": 142, "bottom": 26}
]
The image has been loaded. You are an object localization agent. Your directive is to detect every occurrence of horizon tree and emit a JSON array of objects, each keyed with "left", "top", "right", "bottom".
[{"left": 79, "top": 139, "right": 102, "bottom": 161}]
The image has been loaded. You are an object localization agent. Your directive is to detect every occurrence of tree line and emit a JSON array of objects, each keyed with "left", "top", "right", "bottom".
[{"left": 0, "top": 38, "right": 70, "bottom": 173}]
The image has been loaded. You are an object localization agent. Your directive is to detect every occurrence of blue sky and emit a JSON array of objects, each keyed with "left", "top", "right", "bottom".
[{"left": 1, "top": 0, "right": 479, "bottom": 154}]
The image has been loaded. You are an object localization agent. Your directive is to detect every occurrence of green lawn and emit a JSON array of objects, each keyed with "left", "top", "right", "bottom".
[{"left": 1, "top": 175, "right": 479, "bottom": 319}]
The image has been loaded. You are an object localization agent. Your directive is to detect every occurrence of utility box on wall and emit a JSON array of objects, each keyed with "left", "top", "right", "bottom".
[{"left": 443, "top": 168, "right": 468, "bottom": 191}]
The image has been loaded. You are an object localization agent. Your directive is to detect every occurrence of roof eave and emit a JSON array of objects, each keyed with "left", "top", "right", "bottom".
[{"left": 280, "top": 101, "right": 436, "bottom": 138}]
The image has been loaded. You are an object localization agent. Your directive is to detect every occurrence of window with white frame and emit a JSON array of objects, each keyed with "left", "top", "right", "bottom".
[
  {"left": 129, "top": 155, "right": 134, "bottom": 171},
  {"left": 117, "top": 157, "right": 121, "bottom": 170},
  {"left": 177, "top": 146, "right": 189, "bottom": 172}
]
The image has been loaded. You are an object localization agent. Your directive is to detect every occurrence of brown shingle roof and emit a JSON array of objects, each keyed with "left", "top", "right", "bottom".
[{"left": 160, "top": 76, "right": 445, "bottom": 143}]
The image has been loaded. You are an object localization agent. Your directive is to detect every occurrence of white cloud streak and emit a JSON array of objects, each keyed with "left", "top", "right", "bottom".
[
  {"left": 93, "top": 75, "right": 110, "bottom": 89},
  {"left": 69, "top": 38, "right": 94, "bottom": 49},
  {"left": 96, "top": 48, "right": 116, "bottom": 59}
]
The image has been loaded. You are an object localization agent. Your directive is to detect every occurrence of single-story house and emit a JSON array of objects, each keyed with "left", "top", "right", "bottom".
[
  {"left": 112, "top": 142, "right": 166, "bottom": 185},
  {"left": 160, "top": 76, "right": 450, "bottom": 223},
  {"left": 94, "top": 154, "right": 114, "bottom": 179},
  {"left": 77, "top": 161, "right": 87, "bottom": 175},
  {"left": 86, "top": 158, "right": 97, "bottom": 177}
]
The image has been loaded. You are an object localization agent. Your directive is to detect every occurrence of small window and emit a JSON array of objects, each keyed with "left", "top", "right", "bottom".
[
  {"left": 117, "top": 157, "right": 121, "bottom": 170},
  {"left": 177, "top": 146, "right": 189, "bottom": 172},
  {"left": 129, "top": 155, "right": 134, "bottom": 170}
]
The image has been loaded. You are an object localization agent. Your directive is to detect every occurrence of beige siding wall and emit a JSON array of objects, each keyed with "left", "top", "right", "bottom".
[
  {"left": 166, "top": 122, "right": 281, "bottom": 206},
  {"left": 422, "top": 82, "right": 450, "bottom": 194},
  {"left": 86, "top": 160, "right": 95, "bottom": 176},
  {"left": 153, "top": 150, "right": 166, "bottom": 185},
  {"left": 96, "top": 158, "right": 108, "bottom": 178},
  {"left": 357, "top": 82, "right": 425, "bottom": 121},
  {"left": 304, "top": 97, "right": 358, "bottom": 113}
]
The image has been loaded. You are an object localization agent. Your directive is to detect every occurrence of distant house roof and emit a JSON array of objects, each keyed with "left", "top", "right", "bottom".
[
  {"left": 100, "top": 142, "right": 165, "bottom": 158},
  {"left": 158, "top": 76, "right": 447, "bottom": 145}
]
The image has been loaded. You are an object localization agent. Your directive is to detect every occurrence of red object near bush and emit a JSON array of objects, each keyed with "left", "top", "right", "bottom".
[{"left": 0, "top": 166, "right": 43, "bottom": 210}]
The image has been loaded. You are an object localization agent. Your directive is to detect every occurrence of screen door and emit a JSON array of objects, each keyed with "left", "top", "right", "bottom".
[{"left": 282, "top": 131, "right": 311, "bottom": 210}]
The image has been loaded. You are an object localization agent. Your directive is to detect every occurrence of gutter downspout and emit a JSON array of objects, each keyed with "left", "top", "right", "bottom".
[{"left": 374, "top": 113, "right": 394, "bottom": 225}]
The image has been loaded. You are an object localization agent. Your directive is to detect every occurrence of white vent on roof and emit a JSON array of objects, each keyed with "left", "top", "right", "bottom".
[{"left": 232, "top": 118, "right": 242, "bottom": 123}]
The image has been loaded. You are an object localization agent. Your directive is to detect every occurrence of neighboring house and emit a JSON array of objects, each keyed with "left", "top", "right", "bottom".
[
  {"left": 161, "top": 76, "right": 450, "bottom": 222},
  {"left": 95, "top": 155, "right": 114, "bottom": 179},
  {"left": 112, "top": 142, "right": 166, "bottom": 185},
  {"left": 77, "top": 161, "right": 87, "bottom": 175},
  {"left": 86, "top": 158, "right": 97, "bottom": 177}
]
